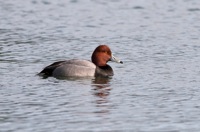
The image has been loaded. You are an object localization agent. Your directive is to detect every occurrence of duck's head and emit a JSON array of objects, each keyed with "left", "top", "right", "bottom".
[{"left": 91, "top": 45, "right": 123, "bottom": 66}]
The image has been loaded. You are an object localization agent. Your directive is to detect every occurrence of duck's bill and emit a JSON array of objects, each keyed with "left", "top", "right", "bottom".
[{"left": 110, "top": 54, "right": 123, "bottom": 64}]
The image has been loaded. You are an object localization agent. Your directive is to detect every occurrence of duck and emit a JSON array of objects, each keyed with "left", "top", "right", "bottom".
[{"left": 38, "top": 45, "right": 123, "bottom": 78}]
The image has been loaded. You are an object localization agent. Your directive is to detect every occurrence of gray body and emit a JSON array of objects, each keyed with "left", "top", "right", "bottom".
[{"left": 52, "top": 59, "right": 96, "bottom": 77}]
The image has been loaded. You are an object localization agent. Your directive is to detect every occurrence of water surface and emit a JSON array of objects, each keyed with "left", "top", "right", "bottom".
[{"left": 1, "top": 0, "right": 200, "bottom": 131}]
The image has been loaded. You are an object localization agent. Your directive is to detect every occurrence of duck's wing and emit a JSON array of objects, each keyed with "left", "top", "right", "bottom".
[{"left": 38, "top": 61, "right": 66, "bottom": 77}]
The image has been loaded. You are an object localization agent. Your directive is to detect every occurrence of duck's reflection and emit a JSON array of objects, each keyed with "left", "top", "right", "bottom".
[
  {"left": 92, "top": 77, "right": 112, "bottom": 97},
  {"left": 91, "top": 77, "right": 112, "bottom": 115}
]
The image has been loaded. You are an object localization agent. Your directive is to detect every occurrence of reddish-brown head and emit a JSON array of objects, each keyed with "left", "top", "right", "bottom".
[{"left": 91, "top": 45, "right": 112, "bottom": 66}]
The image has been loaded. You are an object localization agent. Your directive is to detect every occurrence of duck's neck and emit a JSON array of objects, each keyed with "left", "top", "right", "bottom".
[{"left": 95, "top": 65, "right": 114, "bottom": 77}]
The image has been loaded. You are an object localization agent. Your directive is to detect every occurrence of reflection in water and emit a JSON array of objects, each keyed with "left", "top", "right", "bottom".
[
  {"left": 91, "top": 77, "right": 112, "bottom": 115},
  {"left": 92, "top": 77, "right": 112, "bottom": 98},
  {"left": 92, "top": 76, "right": 111, "bottom": 86}
]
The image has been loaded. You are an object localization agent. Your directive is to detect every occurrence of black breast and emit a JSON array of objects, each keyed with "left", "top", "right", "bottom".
[{"left": 95, "top": 65, "right": 114, "bottom": 77}]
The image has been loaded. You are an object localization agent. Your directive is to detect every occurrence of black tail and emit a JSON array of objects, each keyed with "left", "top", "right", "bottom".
[{"left": 38, "top": 61, "right": 66, "bottom": 77}]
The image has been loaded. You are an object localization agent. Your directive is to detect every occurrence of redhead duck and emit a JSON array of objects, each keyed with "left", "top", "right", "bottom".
[{"left": 39, "top": 45, "right": 123, "bottom": 78}]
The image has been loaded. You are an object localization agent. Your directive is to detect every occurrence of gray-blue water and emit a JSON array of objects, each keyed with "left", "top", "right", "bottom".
[{"left": 1, "top": 0, "right": 200, "bottom": 131}]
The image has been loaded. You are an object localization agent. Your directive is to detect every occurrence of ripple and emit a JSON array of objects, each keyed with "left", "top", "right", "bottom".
[
  {"left": 188, "top": 8, "right": 200, "bottom": 12},
  {"left": 132, "top": 6, "right": 144, "bottom": 10}
]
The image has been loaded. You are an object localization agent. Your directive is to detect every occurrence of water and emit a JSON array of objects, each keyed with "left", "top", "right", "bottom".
[{"left": 1, "top": 0, "right": 200, "bottom": 131}]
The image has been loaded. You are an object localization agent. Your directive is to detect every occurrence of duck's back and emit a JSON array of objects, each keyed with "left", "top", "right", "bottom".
[
  {"left": 39, "top": 59, "right": 96, "bottom": 78},
  {"left": 53, "top": 59, "right": 96, "bottom": 77}
]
